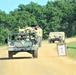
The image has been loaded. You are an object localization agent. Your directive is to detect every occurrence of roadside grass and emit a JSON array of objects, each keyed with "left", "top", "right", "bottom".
[
  {"left": 0, "top": 44, "right": 7, "bottom": 47},
  {"left": 67, "top": 41, "right": 76, "bottom": 59}
]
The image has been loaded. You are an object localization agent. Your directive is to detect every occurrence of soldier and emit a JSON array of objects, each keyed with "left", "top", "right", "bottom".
[{"left": 35, "top": 25, "right": 38, "bottom": 30}]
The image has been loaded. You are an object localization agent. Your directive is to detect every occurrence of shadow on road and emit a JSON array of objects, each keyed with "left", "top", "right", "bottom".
[
  {"left": 0, "top": 57, "right": 9, "bottom": 60},
  {"left": 0, "top": 57, "right": 32, "bottom": 60}
]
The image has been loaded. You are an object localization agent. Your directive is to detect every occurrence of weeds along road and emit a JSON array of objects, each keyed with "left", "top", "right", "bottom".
[{"left": 0, "top": 38, "right": 76, "bottom": 75}]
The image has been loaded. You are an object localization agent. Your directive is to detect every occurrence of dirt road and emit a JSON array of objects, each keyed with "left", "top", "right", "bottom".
[{"left": 0, "top": 38, "right": 76, "bottom": 75}]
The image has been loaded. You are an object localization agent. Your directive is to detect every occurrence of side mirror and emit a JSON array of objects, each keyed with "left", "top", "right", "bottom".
[{"left": 5, "top": 38, "right": 8, "bottom": 43}]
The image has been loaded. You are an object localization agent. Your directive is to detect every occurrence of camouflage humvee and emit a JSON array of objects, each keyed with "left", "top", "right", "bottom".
[
  {"left": 48, "top": 32, "right": 65, "bottom": 43},
  {"left": 6, "top": 31, "right": 39, "bottom": 59}
]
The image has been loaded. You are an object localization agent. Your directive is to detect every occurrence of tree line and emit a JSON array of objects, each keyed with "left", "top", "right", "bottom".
[{"left": 0, "top": 0, "right": 76, "bottom": 44}]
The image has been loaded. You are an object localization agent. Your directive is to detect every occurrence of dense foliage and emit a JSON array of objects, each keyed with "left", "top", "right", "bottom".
[{"left": 0, "top": 0, "right": 76, "bottom": 44}]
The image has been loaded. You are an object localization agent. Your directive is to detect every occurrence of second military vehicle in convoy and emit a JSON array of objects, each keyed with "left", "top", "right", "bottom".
[{"left": 19, "top": 25, "right": 43, "bottom": 47}]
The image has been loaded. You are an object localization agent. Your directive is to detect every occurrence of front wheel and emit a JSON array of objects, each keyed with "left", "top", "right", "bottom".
[
  {"left": 39, "top": 40, "right": 42, "bottom": 47},
  {"left": 48, "top": 39, "right": 51, "bottom": 43}
]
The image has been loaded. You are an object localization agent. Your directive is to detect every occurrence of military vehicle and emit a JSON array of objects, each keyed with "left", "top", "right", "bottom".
[
  {"left": 48, "top": 32, "right": 65, "bottom": 43},
  {"left": 5, "top": 25, "right": 42, "bottom": 59},
  {"left": 6, "top": 30, "right": 40, "bottom": 59},
  {"left": 19, "top": 25, "right": 43, "bottom": 47}
]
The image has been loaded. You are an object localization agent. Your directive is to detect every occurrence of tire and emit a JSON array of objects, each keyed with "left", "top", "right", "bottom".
[
  {"left": 38, "top": 38, "right": 42, "bottom": 47},
  {"left": 8, "top": 51, "right": 13, "bottom": 59},
  {"left": 32, "top": 50, "right": 38, "bottom": 58},
  {"left": 63, "top": 40, "right": 65, "bottom": 42},
  {"left": 53, "top": 40, "right": 54, "bottom": 43},
  {"left": 59, "top": 38, "right": 62, "bottom": 43},
  {"left": 48, "top": 41, "right": 50, "bottom": 43},
  {"left": 39, "top": 41, "right": 42, "bottom": 47},
  {"left": 48, "top": 39, "right": 51, "bottom": 43}
]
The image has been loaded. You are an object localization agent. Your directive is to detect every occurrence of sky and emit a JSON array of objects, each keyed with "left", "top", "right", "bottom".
[{"left": 0, "top": 0, "right": 49, "bottom": 13}]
